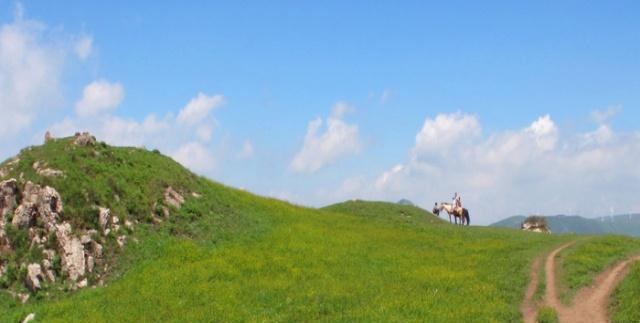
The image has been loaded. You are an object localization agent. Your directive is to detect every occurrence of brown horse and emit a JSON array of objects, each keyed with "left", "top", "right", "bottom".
[{"left": 432, "top": 202, "right": 470, "bottom": 226}]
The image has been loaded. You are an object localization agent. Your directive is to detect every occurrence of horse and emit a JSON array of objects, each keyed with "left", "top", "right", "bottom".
[{"left": 432, "top": 202, "right": 470, "bottom": 226}]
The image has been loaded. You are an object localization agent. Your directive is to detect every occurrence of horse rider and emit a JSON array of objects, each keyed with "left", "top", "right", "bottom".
[{"left": 452, "top": 192, "right": 462, "bottom": 212}]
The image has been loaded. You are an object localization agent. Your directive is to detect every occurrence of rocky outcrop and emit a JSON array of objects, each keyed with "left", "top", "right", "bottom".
[
  {"left": 55, "top": 222, "right": 86, "bottom": 282},
  {"left": 12, "top": 182, "right": 62, "bottom": 230},
  {"left": 164, "top": 186, "right": 184, "bottom": 209},
  {"left": 32, "top": 161, "right": 63, "bottom": 177},
  {"left": 44, "top": 131, "right": 54, "bottom": 143},
  {"left": 73, "top": 132, "right": 96, "bottom": 146},
  {"left": 521, "top": 216, "right": 551, "bottom": 233},
  {"left": 98, "top": 207, "right": 111, "bottom": 233},
  {"left": 0, "top": 179, "right": 18, "bottom": 218},
  {"left": 25, "top": 264, "right": 44, "bottom": 293},
  {"left": 0, "top": 179, "right": 18, "bottom": 247},
  {"left": 0, "top": 178, "right": 127, "bottom": 298}
]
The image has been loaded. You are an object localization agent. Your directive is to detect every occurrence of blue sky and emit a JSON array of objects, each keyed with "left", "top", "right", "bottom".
[{"left": 1, "top": 1, "right": 639, "bottom": 224}]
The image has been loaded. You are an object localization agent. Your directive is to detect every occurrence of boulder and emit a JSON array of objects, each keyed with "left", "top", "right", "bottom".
[
  {"left": 164, "top": 186, "right": 184, "bottom": 209},
  {"left": 37, "top": 168, "right": 64, "bottom": 177},
  {"left": 86, "top": 255, "right": 95, "bottom": 273},
  {"left": 55, "top": 222, "right": 86, "bottom": 281},
  {"left": 98, "top": 207, "right": 111, "bottom": 233},
  {"left": 73, "top": 132, "right": 96, "bottom": 146},
  {"left": 41, "top": 259, "right": 55, "bottom": 282},
  {"left": 77, "top": 278, "right": 88, "bottom": 289},
  {"left": 117, "top": 235, "right": 127, "bottom": 248},
  {"left": 12, "top": 204, "right": 34, "bottom": 229},
  {"left": 25, "top": 263, "right": 44, "bottom": 293},
  {"left": 12, "top": 183, "right": 62, "bottom": 230},
  {"left": 91, "top": 241, "right": 103, "bottom": 259},
  {"left": 0, "top": 179, "right": 18, "bottom": 218}
]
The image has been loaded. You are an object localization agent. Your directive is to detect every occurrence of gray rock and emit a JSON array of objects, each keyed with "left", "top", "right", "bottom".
[
  {"left": 25, "top": 263, "right": 43, "bottom": 293},
  {"left": 98, "top": 207, "right": 111, "bottom": 233},
  {"left": 44, "top": 130, "right": 54, "bottom": 143},
  {"left": 0, "top": 179, "right": 18, "bottom": 218},
  {"left": 80, "top": 233, "right": 92, "bottom": 245},
  {"left": 91, "top": 241, "right": 103, "bottom": 259},
  {"left": 117, "top": 235, "right": 127, "bottom": 248},
  {"left": 12, "top": 182, "right": 62, "bottom": 230},
  {"left": 37, "top": 168, "right": 64, "bottom": 177},
  {"left": 12, "top": 204, "right": 34, "bottom": 229},
  {"left": 73, "top": 132, "right": 96, "bottom": 146},
  {"left": 164, "top": 186, "right": 184, "bottom": 208},
  {"left": 55, "top": 222, "right": 86, "bottom": 281},
  {"left": 86, "top": 255, "right": 95, "bottom": 273}
]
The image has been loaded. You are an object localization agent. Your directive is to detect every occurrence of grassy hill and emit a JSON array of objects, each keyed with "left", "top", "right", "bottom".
[
  {"left": 0, "top": 137, "right": 638, "bottom": 323},
  {"left": 491, "top": 214, "right": 640, "bottom": 237}
]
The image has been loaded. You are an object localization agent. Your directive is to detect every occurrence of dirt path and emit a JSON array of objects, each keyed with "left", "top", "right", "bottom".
[
  {"left": 522, "top": 242, "right": 640, "bottom": 323},
  {"left": 521, "top": 258, "right": 542, "bottom": 323}
]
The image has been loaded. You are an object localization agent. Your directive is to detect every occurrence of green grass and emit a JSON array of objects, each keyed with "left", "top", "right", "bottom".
[
  {"left": 534, "top": 259, "right": 546, "bottom": 301},
  {"left": 536, "top": 307, "right": 559, "bottom": 323},
  {"left": 322, "top": 200, "right": 445, "bottom": 226},
  {"left": 610, "top": 262, "right": 640, "bottom": 323},
  {"left": 2, "top": 205, "right": 570, "bottom": 323},
  {"left": 557, "top": 236, "right": 640, "bottom": 303},
  {"left": 2, "top": 139, "right": 638, "bottom": 323}
]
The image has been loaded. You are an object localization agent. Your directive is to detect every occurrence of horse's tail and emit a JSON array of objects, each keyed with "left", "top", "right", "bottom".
[{"left": 463, "top": 209, "right": 470, "bottom": 226}]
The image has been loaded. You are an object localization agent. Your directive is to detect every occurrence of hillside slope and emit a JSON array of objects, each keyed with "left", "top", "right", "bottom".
[
  {"left": 491, "top": 215, "right": 640, "bottom": 237},
  {"left": 0, "top": 137, "right": 637, "bottom": 323}
]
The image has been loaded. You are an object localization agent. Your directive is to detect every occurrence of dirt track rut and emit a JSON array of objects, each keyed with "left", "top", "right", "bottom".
[{"left": 522, "top": 243, "right": 640, "bottom": 323}]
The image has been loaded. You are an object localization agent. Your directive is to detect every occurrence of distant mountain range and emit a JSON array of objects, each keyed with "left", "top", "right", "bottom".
[{"left": 490, "top": 214, "right": 640, "bottom": 237}]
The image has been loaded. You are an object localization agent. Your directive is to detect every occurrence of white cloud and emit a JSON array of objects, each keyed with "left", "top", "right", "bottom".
[
  {"left": 326, "top": 111, "right": 640, "bottom": 225},
  {"left": 0, "top": 9, "right": 63, "bottom": 136},
  {"left": 177, "top": 92, "right": 224, "bottom": 125},
  {"left": 413, "top": 112, "right": 481, "bottom": 157},
  {"left": 75, "top": 80, "right": 124, "bottom": 117},
  {"left": 238, "top": 140, "right": 254, "bottom": 159},
  {"left": 172, "top": 142, "right": 216, "bottom": 173},
  {"left": 196, "top": 125, "right": 213, "bottom": 142},
  {"left": 591, "top": 106, "right": 622, "bottom": 124},
  {"left": 525, "top": 114, "right": 558, "bottom": 151},
  {"left": 74, "top": 34, "right": 93, "bottom": 60},
  {"left": 330, "top": 101, "right": 353, "bottom": 119},
  {"left": 291, "top": 102, "right": 362, "bottom": 173}
]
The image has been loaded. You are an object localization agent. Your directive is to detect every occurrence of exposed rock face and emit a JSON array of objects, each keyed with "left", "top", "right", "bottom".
[
  {"left": 0, "top": 179, "right": 18, "bottom": 218},
  {"left": 521, "top": 216, "right": 551, "bottom": 233},
  {"left": 0, "top": 171, "right": 134, "bottom": 299},
  {"left": 25, "top": 263, "right": 44, "bottom": 293},
  {"left": 164, "top": 186, "right": 184, "bottom": 208},
  {"left": 0, "top": 179, "right": 18, "bottom": 247},
  {"left": 73, "top": 132, "right": 96, "bottom": 146},
  {"left": 98, "top": 207, "right": 111, "bottom": 233},
  {"left": 33, "top": 161, "right": 64, "bottom": 177},
  {"left": 12, "top": 182, "right": 62, "bottom": 230},
  {"left": 55, "top": 222, "right": 86, "bottom": 282}
]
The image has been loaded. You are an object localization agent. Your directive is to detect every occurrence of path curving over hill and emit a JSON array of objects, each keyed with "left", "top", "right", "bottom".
[{"left": 523, "top": 242, "right": 640, "bottom": 323}]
